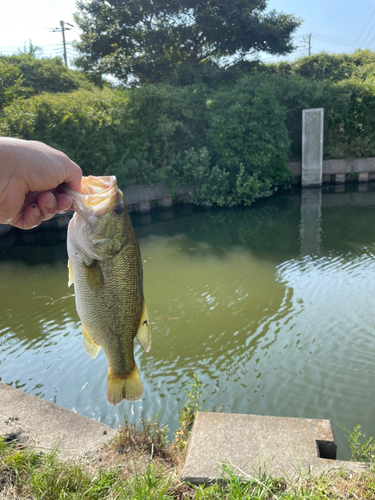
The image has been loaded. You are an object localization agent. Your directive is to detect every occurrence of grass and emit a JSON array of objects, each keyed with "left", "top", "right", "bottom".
[
  {"left": 1, "top": 429, "right": 375, "bottom": 499},
  {"left": 1, "top": 378, "right": 375, "bottom": 499}
]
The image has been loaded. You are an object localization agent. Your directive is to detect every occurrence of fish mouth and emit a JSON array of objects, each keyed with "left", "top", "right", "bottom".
[{"left": 61, "top": 176, "right": 119, "bottom": 219}]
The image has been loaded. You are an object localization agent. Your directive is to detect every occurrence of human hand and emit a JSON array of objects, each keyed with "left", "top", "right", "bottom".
[{"left": 0, "top": 138, "right": 82, "bottom": 229}]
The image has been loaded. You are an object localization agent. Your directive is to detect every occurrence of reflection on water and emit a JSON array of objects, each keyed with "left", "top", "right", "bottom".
[{"left": 1, "top": 187, "right": 375, "bottom": 460}]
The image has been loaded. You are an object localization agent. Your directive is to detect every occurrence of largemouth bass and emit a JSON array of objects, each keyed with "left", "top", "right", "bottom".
[{"left": 62, "top": 175, "right": 151, "bottom": 405}]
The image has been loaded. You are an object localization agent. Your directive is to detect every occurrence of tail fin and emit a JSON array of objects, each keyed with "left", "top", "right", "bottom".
[{"left": 107, "top": 364, "right": 143, "bottom": 405}]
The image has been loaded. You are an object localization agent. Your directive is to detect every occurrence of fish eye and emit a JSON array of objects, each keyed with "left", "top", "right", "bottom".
[{"left": 113, "top": 204, "right": 124, "bottom": 216}]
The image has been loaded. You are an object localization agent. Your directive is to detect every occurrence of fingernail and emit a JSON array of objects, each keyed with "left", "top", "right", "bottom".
[{"left": 46, "top": 196, "right": 55, "bottom": 209}]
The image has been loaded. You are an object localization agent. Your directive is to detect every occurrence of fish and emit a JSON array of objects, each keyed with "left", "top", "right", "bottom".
[{"left": 61, "top": 175, "right": 151, "bottom": 405}]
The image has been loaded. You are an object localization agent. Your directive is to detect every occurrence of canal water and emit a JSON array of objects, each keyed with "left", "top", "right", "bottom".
[{"left": 1, "top": 186, "right": 375, "bottom": 460}]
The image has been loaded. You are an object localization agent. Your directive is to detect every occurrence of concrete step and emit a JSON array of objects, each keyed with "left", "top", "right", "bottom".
[
  {"left": 182, "top": 412, "right": 368, "bottom": 483},
  {"left": 0, "top": 382, "right": 116, "bottom": 460}
]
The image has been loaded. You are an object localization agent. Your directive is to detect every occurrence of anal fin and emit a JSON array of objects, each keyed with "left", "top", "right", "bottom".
[
  {"left": 135, "top": 302, "right": 151, "bottom": 352},
  {"left": 82, "top": 323, "right": 101, "bottom": 359},
  {"left": 68, "top": 259, "right": 74, "bottom": 287}
]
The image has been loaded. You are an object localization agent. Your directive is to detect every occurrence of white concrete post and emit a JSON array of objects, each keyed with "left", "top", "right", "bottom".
[{"left": 302, "top": 108, "right": 324, "bottom": 187}]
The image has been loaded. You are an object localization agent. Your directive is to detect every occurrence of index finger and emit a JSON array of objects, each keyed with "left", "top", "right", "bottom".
[{"left": 63, "top": 161, "right": 82, "bottom": 192}]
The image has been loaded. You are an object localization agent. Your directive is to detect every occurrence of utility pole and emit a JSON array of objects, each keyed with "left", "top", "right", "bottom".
[
  {"left": 308, "top": 33, "right": 312, "bottom": 56},
  {"left": 60, "top": 20, "right": 68, "bottom": 67},
  {"left": 51, "top": 21, "right": 73, "bottom": 67}
]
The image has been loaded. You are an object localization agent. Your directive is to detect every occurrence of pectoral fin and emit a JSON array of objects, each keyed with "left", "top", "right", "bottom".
[
  {"left": 135, "top": 302, "right": 151, "bottom": 352},
  {"left": 84, "top": 260, "right": 104, "bottom": 289},
  {"left": 68, "top": 259, "right": 74, "bottom": 287},
  {"left": 82, "top": 323, "right": 101, "bottom": 359}
]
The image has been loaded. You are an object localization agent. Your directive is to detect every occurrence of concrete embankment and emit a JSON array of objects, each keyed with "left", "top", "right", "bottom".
[
  {"left": 182, "top": 412, "right": 368, "bottom": 483},
  {"left": 0, "top": 383, "right": 368, "bottom": 480},
  {"left": 0, "top": 382, "right": 116, "bottom": 460},
  {"left": 290, "top": 157, "right": 375, "bottom": 186}
]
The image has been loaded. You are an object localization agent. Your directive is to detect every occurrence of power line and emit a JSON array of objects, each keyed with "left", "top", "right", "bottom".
[
  {"left": 360, "top": 19, "right": 375, "bottom": 48},
  {"left": 351, "top": 9, "right": 375, "bottom": 49},
  {"left": 309, "top": 33, "right": 375, "bottom": 50},
  {"left": 366, "top": 31, "right": 375, "bottom": 50}
]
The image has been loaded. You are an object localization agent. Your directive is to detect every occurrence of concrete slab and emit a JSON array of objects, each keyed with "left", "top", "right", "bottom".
[
  {"left": 0, "top": 382, "right": 116, "bottom": 460},
  {"left": 182, "top": 412, "right": 368, "bottom": 484}
]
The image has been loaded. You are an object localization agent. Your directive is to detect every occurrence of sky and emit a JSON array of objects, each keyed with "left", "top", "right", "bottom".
[{"left": 1, "top": 0, "right": 375, "bottom": 67}]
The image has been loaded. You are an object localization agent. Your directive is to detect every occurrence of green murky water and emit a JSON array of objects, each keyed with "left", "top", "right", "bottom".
[{"left": 1, "top": 187, "right": 375, "bottom": 460}]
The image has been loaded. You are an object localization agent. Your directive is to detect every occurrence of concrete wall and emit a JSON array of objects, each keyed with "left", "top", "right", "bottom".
[
  {"left": 115, "top": 160, "right": 375, "bottom": 211},
  {"left": 288, "top": 157, "right": 375, "bottom": 186},
  {"left": 123, "top": 181, "right": 190, "bottom": 213}
]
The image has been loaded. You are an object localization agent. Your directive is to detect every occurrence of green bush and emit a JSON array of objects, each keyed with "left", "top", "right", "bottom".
[
  {"left": 0, "top": 81, "right": 291, "bottom": 205},
  {"left": 0, "top": 89, "right": 130, "bottom": 178},
  {"left": 207, "top": 80, "right": 291, "bottom": 202},
  {"left": 259, "top": 50, "right": 375, "bottom": 82},
  {"left": 0, "top": 54, "right": 92, "bottom": 94},
  {"left": 270, "top": 75, "right": 375, "bottom": 160},
  {"left": 113, "top": 84, "right": 209, "bottom": 187},
  {"left": 170, "top": 51, "right": 375, "bottom": 163},
  {"left": 0, "top": 54, "right": 98, "bottom": 109},
  {"left": 253, "top": 50, "right": 375, "bottom": 160},
  {"left": 0, "top": 60, "right": 27, "bottom": 109},
  {"left": 0, "top": 85, "right": 208, "bottom": 188},
  {"left": 175, "top": 79, "right": 291, "bottom": 206}
]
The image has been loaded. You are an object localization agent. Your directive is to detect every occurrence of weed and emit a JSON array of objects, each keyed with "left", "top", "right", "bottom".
[
  {"left": 116, "top": 413, "right": 170, "bottom": 459},
  {"left": 345, "top": 424, "right": 375, "bottom": 463},
  {"left": 175, "top": 373, "right": 206, "bottom": 450}
]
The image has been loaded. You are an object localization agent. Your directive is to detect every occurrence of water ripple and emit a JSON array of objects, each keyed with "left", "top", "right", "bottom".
[{"left": 3, "top": 200, "right": 375, "bottom": 458}]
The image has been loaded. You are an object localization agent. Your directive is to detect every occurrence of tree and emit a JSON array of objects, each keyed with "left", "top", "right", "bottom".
[{"left": 74, "top": 0, "right": 301, "bottom": 85}]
